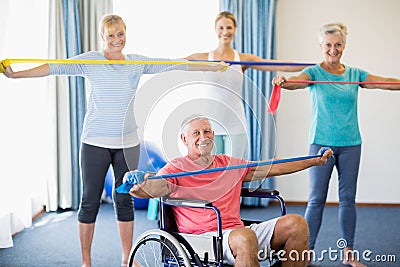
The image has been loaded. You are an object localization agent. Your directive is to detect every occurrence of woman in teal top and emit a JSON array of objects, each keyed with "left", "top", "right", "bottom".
[
  {"left": 272, "top": 22, "right": 400, "bottom": 267},
  {"left": 305, "top": 64, "right": 368, "bottom": 147}
]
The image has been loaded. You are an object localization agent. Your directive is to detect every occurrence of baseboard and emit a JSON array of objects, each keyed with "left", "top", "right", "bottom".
[
  {"left": 32, "top": 207, "right": 45, "bottom": 221},
  {"left": 9, "top": 207, "right": 45, "bottom": 238}
]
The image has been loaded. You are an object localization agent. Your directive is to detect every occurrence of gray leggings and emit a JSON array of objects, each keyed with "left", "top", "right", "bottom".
[{"left": 78, "top": 143, "right": 140, "bottom": 223}]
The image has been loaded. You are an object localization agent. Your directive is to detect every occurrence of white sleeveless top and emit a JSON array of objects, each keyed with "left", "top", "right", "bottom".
[
  {"left": 201, "top": 50, "right": 246, "bottom": 135},
  {"left": 134, "top": 50, "right": 247, "bottom": 159}
]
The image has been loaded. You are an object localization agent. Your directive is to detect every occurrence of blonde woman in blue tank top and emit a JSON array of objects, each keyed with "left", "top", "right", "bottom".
[
  {"left": 272, "top": 22, "right": 400, "bottom": 267},
  {"left": 185, "top": 11, "right": 306, "bottom": 158}
]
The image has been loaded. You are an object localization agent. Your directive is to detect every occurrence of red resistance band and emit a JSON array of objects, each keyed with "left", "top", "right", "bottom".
[{"left": 267, "top": 80, "right": 400, "bottom": 115}]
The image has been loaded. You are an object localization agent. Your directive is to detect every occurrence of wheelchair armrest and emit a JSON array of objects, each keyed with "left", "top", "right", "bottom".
[
  {"left": 241, "top": 188, "right": 280, "bottom": 198},
  {"left": 161, "top": 197, "right": 222, "bottom": 236},
  {"left": 164, "top": 197, "right": 212, "bottom": 208}
]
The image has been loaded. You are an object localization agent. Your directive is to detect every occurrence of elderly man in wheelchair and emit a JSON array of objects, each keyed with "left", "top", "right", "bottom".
[{"left": 127, "top": 115, "right": 333, "bottom": 267}]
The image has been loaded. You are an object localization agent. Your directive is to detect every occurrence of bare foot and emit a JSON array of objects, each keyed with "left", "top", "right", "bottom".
[
  {"left": 342, "top": 258, "right": 367, "bottom": 267},
  {"left": 342, "top": 248, "right": 367, "bottom": 267}
]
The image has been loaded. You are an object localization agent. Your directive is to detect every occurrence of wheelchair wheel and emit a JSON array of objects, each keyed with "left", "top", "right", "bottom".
[{"left": 128, "top": 229, "right": 192, "bottom": 267}]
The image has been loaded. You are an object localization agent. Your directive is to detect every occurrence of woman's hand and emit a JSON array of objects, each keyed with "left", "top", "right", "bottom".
[
  {"left": 272, "top": 74, "right": 287, "bottom": 86},
  {"left": 188, "top": 61, "right": 230, "bottom": 72},
  {"left": 211, "top": 61, "right": 229, "bottom": 72},
  {"left": 3, "top": 65, "right": 14, "bottom": 78}
]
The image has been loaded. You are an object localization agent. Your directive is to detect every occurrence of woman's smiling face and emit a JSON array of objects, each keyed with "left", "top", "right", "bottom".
[
  {"left": 102, "top": 22, "right": 126, "bottom": 52},
  {"left": 320, "top": 33, "right": 345, "bottom": 64}
]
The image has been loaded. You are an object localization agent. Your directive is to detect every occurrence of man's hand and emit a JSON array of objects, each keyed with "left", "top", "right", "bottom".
[
  {"left": 314, "top": 148, "right": 334, "bottom": 166},
  {"left": 122, "top": 171, "right": 161, "bottom": 198},
  {"left": 122, "top": 170, "right": 154, "bottom": 196}
]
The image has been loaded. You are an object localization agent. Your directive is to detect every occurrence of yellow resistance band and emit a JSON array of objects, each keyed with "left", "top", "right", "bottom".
[{"left": 0, "top": 58, "right": 224, "bottom": 73}]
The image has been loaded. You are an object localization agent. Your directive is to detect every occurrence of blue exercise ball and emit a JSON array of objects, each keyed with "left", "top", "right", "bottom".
[
  {"left": 138, "top": 143, "right": 167, "bottom": 173},
  {"left": 104, "top": 167, "right": 114, "bottom": 200}
]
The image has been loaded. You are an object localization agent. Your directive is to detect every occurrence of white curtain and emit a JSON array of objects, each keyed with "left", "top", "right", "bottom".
[
  {"left": 0, "top": 0, "right": 50, "bottom": 248},
  {"left": 46, "top": 0, "right": 112, "bottom": 210},
  {"left": 79, "top": 0, "right": 113, "bottom": 52},
  {"left": 46, "top": 0, "right": 73, "bottom": 211},
  {"left": 0, "top": 0, "right": 12, "bottom": 249}
]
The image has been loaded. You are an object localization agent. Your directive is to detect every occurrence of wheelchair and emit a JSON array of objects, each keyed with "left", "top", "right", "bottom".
[{"left": 128, "top": 188, "right": 286, "bottom": 267}]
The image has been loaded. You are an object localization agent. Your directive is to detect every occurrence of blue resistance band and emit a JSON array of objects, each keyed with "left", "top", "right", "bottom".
[
  {"left": 191, "top": 60, "right": 315, "bottom": 66},
  {"left": 116, "top": 147, "right": 332, "bottom": 194}
]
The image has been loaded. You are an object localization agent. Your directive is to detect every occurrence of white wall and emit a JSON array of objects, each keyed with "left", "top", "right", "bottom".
[
  {"left": 275, "top": 0, "right": 400, "bottom": 203},
  {"left": 114, "top": 0, "right": 218, "bottom": 58},
  {"left": 113, "top": 0, "right": 220, "bottom": 159}
]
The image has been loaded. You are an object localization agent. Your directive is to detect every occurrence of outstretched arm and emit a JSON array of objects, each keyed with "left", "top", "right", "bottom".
[
  {"left": 185, "top": 52, "right": 305, "bottom": 73},
  {"left": 361, "top": 74, "right": 400, "bottom": 90},
  {"left": 184, "top": 53, "right": 208, "bottom": 61},
  {"left": 3, "top": 64, "right": 50, "bottom": 78},
  {"left": 187, "top": 61, "right": 228, "bottom": 72},
  {"left": 243, "top": 149, "right": 333, "bottom": 182},
  {"left": 182, "top": 53, "right": 229, "bottom": 72},
  {"left": 271, "top": 73, "right": 312, "bottom": 90},
  {"left": 240, "top": 53, "right": 310, "bottom": 72}
]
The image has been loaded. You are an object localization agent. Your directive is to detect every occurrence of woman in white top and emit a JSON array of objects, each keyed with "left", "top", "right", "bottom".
[{"left": 185, "top": 11, "right": 306, "bottom": 158}]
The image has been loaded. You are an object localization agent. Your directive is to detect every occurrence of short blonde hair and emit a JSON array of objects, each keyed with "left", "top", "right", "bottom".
[
  {"left": 99, "top": 14, "right": 126, "bottom": 37},
  {"left": 319, "top": 22, "right": 348, "bottom": 44}
]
